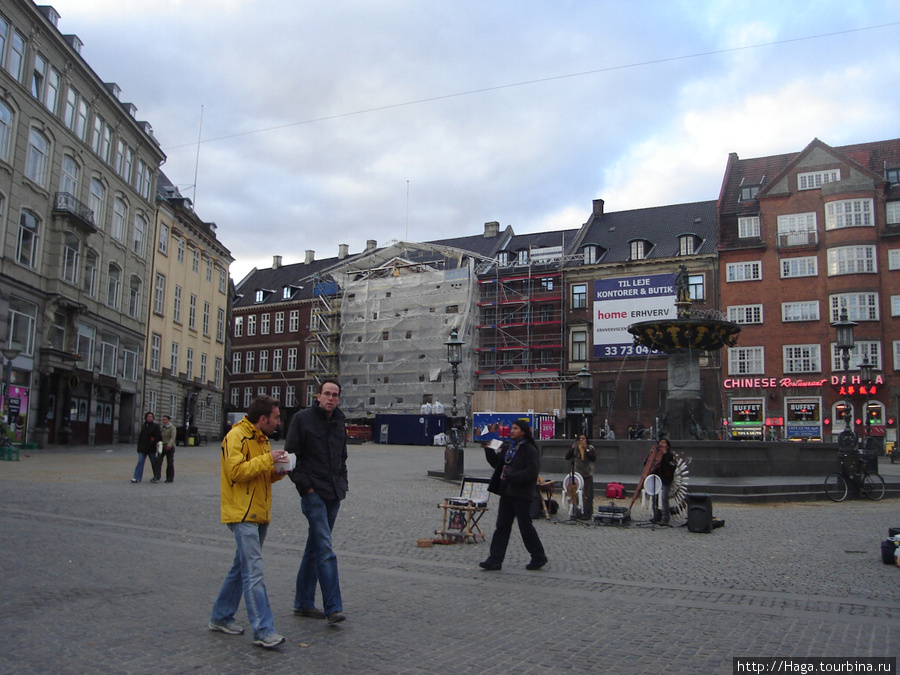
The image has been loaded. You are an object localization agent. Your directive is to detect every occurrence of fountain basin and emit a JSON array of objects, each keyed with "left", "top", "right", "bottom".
[{"left": 627, "top": 317, "right": 740, "bottom": 353}]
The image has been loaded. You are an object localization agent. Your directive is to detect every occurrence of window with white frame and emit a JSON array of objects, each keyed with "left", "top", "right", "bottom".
[
  {"left": 100, "top": 334, "right": 118, "bottom": 376},
  {"left": 571, "top": 330, "right": 587, "bottom": 361},
  {"left": 885, "top": 248, "right": 900, "bottom": 270},
  {"left": 830, "top": 293, "right": 879, "bottom": 322},
  {"left": 17, "top": 210, "right": 40, "bottom": 268},
  {"left": 289, "top": 310, "right": 299, "bottom": 332},
  {"left": 784, "top": 345, "right": 821, "bottom": 373},
  {"left": 170, "top": 342, "right": 179, "bottom": 374},
  {"left": 128, "top": 275, "right": 142, "bottom": 318},
  {"left": 219, "top": 267, "right": 227, "bottom": 294},
  {"left": 136, "top": 160, "right": 152, "bottom": 200},
  {"left": 892, "top": 296, "right": 900, "bottom": 317},
  {"left": 798, "top": 169, "right": 839, "bottom": 190},
  {"left": 258, "top": 350, "right": 268, "bottom": 372},
  {"left": 243, "top": 388, "right": 252, "bottom": 408},
  {"left": 728, "top": 346, "right": 764, "bottom": 375},
  {"left": 571, "top": 284, "right": 587, "bottom": 310},
  {"left": 192, "top": 248, "right": 200, "bottom": 273},
  {"left": 831, "top": 341, "right": 881, "bottom": 371},
  {"left": 203, "top": 302, "right": 210, "bottom": 336},
  {"left": 727, "top": 305, "right": 763, "bottom": 324},
  {"left": 188, "top": 294, "right": 197, "bottom": 330},
  {"left": 630, "top": 240, "right": 649, "bottom": 260},
  {"left": 679, "top": 234, "right": 700, "bottom": 255},
  {"left": 0, "top": 100, "right": 13, "bottom": 162},
  {"left": 776, "top": 213, "right": 817, "bottom": 246},
  {"left": 4, "top": 28, "right": 25, "bottom": 82},
  {"left": 781, "top": 256, "right": 817, "bottom": 278},
  {"left": 261, "top": 313, "right": 270, "bottom": 335},
  {"left": 257, "top": 386, "right": 266, "bottom": 397},
  {"left": 106, "top": 263, "right": 121, "bottom": 308},
  {"left": 726, "top": 261, "right": 761, "bottom": 282},
  {"left": 89, "top": 179, "right": 105, "bottom": 230},
  {"left": 186, "top": 348, "right": 194, "bottom": 380},
  {"left": 132, "top": 214, "right": 146, "bottom": 257},
  {"left": 75, "top": 322, "right": 95, "bottom": 365},
  {"left": 894, "top": 341, "right": 900, "bottom": 371},
  {"left": 214, "top": 357, "right": 222, "bottom": 388},
  {"left": 157, "top": 223, "right": 169, "bottom": 255},
  {"left": 150, "top": 333, "right": 161, "bottom": 371},
  {"left": 169, "top": 394, "right": 177, "bottom": 419},
  {"left": 173, "top": 286, "right": 182, "bottom": 323},
  {"left": 287, "top": 348, "right": 298, "bottom": 370},
  {"left": 25, "top": 128, "right": 49, "bottom": 186},
  {"left": 272, "top": 349, "right": 282, "bottom": 371},
  {"left": 83, "top": 250, "right": 98, "bottom": 298},
  {"left": 232, "top": 351, "right": 241, "bottom": 374},
  {"left": 306, "top": 349, "right": 316, "bottom": 370},
  {"left": 274, "top": 311, "right": 284, "bottom": 333},
  {"left": 217, "top": 308, "right": 225, "bottom": 342},
  {"left": 271, "top": 386, "right": 280, "bottom": 403},
  {"left": 147, "top": 391, "right": 157, "bottom": 417},
  {"left": 689, "top": 274, "right": 705, "bottom": 301},
  {"left": 825, "top": 199, "right": 873, "bottom": 230},
  {"left": 887, "top": 202, "right": 900, "bottom": 226},
  {"left": 245, "top": 351, "right": 254, "bottom": 373},
  {"left": 247, "top": 314, "right": 256, "bottom": 336},
  {"left": 286, "top": 385, "right": 296, "bottom": 407},
  {"left": 112, "top": 197, "right": 126, "bottom": 241},
  {"left": 59, "top": 155, "right": 79, "bottom": 196},
  {"left": 7, "top": 298, "right": 37, "bottom": 355},
  {"left": 230, "top": 388, "right": 239, "bottom": 407},
  {"left": 176, "top": 237, "right": 184, "bottom": 263},
  {"left": 233, "top": 315, "right": 242, "bottom": 337},
  {"left": 123, "top": 343, "right": 138, "bottom": 381},
  {"left": 200, "top": 353, "right": 207, "bottom": 383},
  {"left": 205, "top": 258, "right": 212, "bottom": 282},
  {"left": 583, "top": 245, "right": 601, "bottom": 264},
  {"left": 827, "top": 246, "right": 876, "bottom": 276},
  {"left": 307, "top": 385, "right": 317, "bottom": 407},
  {"left": 62, "top": 232, "right": 80, "bottom": 284},
  {"left": 782, "top": 301, "right": 820, "bottom": 322}
]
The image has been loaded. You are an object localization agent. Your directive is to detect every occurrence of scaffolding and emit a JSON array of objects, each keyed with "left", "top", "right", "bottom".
[{"left": 309, "top": 272, "right": 341, "bottom": 385}]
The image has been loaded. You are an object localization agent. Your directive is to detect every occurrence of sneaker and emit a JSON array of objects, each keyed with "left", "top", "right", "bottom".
[
  {"left": 130, "top": 479, "right": 140, "bottom": 483},
  {"left": 294, "top": 607, "right": 326, "bottom": 619},
  {"left": 253, "top": 632, "right": 286, "bottom": 648},
  {"left": 478, "top": 559, "right": 502, "bottom": 571},
  {"left": 208, "top": 621, "right": 244, "bottom": 635},
  {"left": 525, "top": 557, "right": 548, "bottom": 571},
  {"left": 150, "top": 478, "right": 159, "bottom": 483},
  {"left": 326, "top": 611, "right": 346, "bottom": 625}
]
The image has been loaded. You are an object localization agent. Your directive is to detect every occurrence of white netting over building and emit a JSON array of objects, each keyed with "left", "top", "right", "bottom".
[{"left": 335, "top": 254, "right": 477, "bottom": 418}]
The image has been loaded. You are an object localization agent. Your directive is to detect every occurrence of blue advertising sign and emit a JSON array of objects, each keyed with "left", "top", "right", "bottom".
[{"left": 592, "top": 273, "right": 676, "bottom": 358}]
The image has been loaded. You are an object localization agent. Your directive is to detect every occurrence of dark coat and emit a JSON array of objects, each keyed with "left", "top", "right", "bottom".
[
  {"left": 285, "top": 402, "right": 349, "bottom": 500},
  {"left": 652, "top": 449, "right": 677, "bottom": 486},
  {"left": 484, "top": 438, "right": 540, "bottom": 501},
  {"left": 137, "top": 420, "right": 161, "bottom": 455}
]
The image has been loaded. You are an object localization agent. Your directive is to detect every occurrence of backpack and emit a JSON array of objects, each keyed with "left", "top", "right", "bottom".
[{"left": 605, "top": 482, "right": 625, "bottom": 499}]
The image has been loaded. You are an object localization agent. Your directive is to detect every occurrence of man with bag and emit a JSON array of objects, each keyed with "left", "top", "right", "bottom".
[{"left": 131, "top": 412, "right": 162, "bottom": 483}]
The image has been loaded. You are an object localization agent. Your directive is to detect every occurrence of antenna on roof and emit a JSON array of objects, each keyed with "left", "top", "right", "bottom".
[
  {"left": 191, "top": 105, "right": 204, "bottom": 208},
  {"left": 405, "top": 180, "right": 410, "bottom": 241}
]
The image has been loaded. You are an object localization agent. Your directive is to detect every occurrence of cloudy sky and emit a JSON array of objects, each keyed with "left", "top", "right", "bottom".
[{"left": 46, "top": 0, "right": 900, "bottom": 282}]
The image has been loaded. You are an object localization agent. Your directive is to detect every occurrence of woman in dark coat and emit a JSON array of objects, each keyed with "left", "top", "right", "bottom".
[{"left": 479, "top": 419, "right": 547, "bottom": 571}]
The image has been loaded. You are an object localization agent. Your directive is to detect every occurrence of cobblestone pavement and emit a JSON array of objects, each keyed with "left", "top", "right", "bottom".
[{"left": 1, "top": 442, "right": 898, "bottom": 674}]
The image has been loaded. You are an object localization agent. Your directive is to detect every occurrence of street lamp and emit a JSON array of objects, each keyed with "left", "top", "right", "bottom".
[
  {"left": 443, "top": 330, "right": 465, "bottom": 480},
  {"left": 577, "top": 364, "right": 593, "bottom": 438},
  {"left": 831, "top": 307, "right": 857, "bottom": 432},
  {"left": 859, "top": 356, "right": 874, "bottom": 443}
]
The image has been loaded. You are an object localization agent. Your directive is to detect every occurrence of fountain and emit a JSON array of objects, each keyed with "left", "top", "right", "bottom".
[{"left": 627, "top": 265, "right": 741, "bottom": 440}]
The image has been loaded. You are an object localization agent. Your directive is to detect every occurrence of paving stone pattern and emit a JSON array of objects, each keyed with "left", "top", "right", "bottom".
[{"left": 1, "top": 442, "right": 898, "bottom": 673}]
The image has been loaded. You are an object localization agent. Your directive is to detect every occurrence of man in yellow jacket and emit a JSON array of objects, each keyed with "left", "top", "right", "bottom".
[{"left": 209, "top": 395, "right": 288, "bottom": 649}]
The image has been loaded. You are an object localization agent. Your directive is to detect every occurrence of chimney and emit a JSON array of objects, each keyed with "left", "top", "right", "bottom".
[
  {"left": 272, "top": 255, "right": 282, "bottom": 269},
  {"left": 338, "top": 244, "right": 349, "bottom": 259},
  {"left": 483, "top": 221, "right": 500, "bottom": 238},
  {"left": 592, "top": 199, "right": 604, "bottom": 216},
  {"left": 305, "top": 250, "right": 315, "bottom": 264},
  {"left": 366, "top": 239, "right": 377, "bottom": 252}
]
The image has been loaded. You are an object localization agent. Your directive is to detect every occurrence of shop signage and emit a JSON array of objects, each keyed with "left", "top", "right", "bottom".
[
  {"left": 724, "top": 374, "right": 885, "bottom": 390},
  {"left": 592, "top": 273, "right": 675, "bottom": 359}
]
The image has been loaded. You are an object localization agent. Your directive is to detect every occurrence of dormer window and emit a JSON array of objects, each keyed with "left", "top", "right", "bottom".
[
  {"left": 740, "top": 185, "right": 760, "bottom": 201},
  {"left": 254, "top": 290, "right": 265, "bottom": 303},
  {"left": 885, "top": 168, "right": 900, "bottom": 185},
  {"left": 678, "top": 234, "right": 702, "bottom": 255},
  {"left": 582, "top": 244, "right": 604, "bottom": 265},
  {"left": 629, "top": 240, "right": 651, "bottom": 261},
  {"left": 516, "top": 249, "right": 529, "bottom": 265},
  {"left": 496, "top": 251, "right": 511, "bottom": 266},
  {"left": 282, "top": 285, "right": 296, "bottom": 300}
]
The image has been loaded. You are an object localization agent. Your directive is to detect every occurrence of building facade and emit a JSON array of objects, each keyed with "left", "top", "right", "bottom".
[
  {"left": 0, "top": 2, "right": 165, "bottom": 445},
  {"left": 717, "top": 138, "right": 900, "bottom": 445},
  {"left": 144, "top": 174, "right": 232, "bottom": 443}
]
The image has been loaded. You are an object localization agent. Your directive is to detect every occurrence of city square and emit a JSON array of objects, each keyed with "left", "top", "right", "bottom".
[{"left": 1, "top": 442, "right": 897, "bottom": 674}]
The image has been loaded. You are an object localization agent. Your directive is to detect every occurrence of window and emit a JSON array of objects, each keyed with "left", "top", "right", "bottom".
[
  {"left": 782, "top": 301, "right": 819, "bottom": 322},
  {"left": 100, "top": 334, "right": 118, "bottom": 376},
  {"left": 170, "top": 342, "right": 179, "bottom": 374},
  {"left": 176, "top": 237, "right": 185, "bottom": 263},
  {"left": 630, "top": 240, "right": 649, "bottom": 260},
  {"left": 598, "top": 382, "right": 614, "bottom": 409},
  {"left": 679, "top": 235, "right": 700, "bottom": 255},
  {"left": 203, "top": 302, "right": 210, "bottom": 336},
  {"left": 31, "top": 53, "right": 45, "bottom": 99},
  {"left": 89, "top": 179, "right": 105, "bottom": 230},
  {"left": 830, "top": 293, "right": 879, "bottom": 322},
  {"left": 516, "top": 249, "right": 529, "bottom": 265},
  {"left": 891, "top": 296, "right": 900, "bottom": 317},
  {"left": 115, "top": 140, "right": 133, "bottom": 180},
  {"left": 287, "top": 348, "right": 298, "bottom": 370},
  {"left": 728, "top": 346, "right": 764, "bottom": 375},
  {"left": 247, "top": 314, "right": 256, "bottom": 336},
  {"left": 150, "top": 333, "right": 161, "bottom": 371},
  {"left": 497, "top": 251, "right": 511, "bottom": 266},
  {"left": 216, "top": 308, "right": 225, "bottom": 342},
  {"left": 158, "top": 223, "right": 169, "bottom": 254},
  {"left": 232, "top": 351, "right": 241, "bottom": 374},
  {"left": 214, "top": 357, "right": 222, "bottom": 388},
  {"left": 186, "top": 348, "right": 194, "bottom": 380},
  {"left": 112, "top": 198, "right": 127, "bottom": 241},
  {"left": 25, "top": 128, "right": 49, "bottom": 185},
  {"left": 62, "top": 232, "right": 80, "bottom": 284},
  {"left": 205, "top": 258, "right": 212, "bottom": 283},
  {"left": 776, "top": 213, "right": 816, "bottom": 246},
  {"left": 233, "top": 315, "right": 243, "bottom": 337},
  {"left": 571, "top": 284, "right": 587, "bottom": 310},
  {"left": 83, "top": 250, "right": 98, "bottom": 297},
  {"left": 689, "top": 274, "right": 705, "bottom": 301},
  {"left": 825, "top": 199, "right": 873, "bottom": 230},
  {"left": 132, "top": 215, "right": 146, "bottom": 257},
  {"left": 887, "top": 202, "right": 900, "bottom": 226},
  {"left": 243, "top": 388, "right": 252, "bottom": 408},
  {"left": 188, "top": 294, "right": 197, "bottom": 330},
  {"left": 6, "top": 29, "right": 24, "bottom": 81},
  {"left": 831, "top": 341, "right": 881, "bottom": 371},
  {"left": 272, "top": 349, "right": 283, "bottom": 371},
  {"left": 230, "top": 388, "right": 239, "bottom": 407},
  {"left": 91, "top": 115, "right": 105, "bottom": 156},
  {"left": 727, "top": 305, "right": 763, "bottom": 324},
  {"left": 784, "top": 345, "right": 821, "bottom": 373},
  {"left": 219, "top": 268, "right": 227, "bottom": 294},
  {"left": 60, "top": 155, "right": 79, "bottom": 196},
  {"left": 571, "top": 330, "right": 587, "bottom": 361},
  {"left": 628, "top": 381, "right": 643, "bottom": 409},
  {"left": 75, "top": 322, "right": 95, "bottom": 366},
  {"left": 781, "top": 256, "right": 817, "bottom": 278},
  {"left": 286, "top": 385, "right": 296, "bottom": 407},
  {"left": 192, "top": 248, "right": 200, "bottom": 273},
  {"left": 0, "top": 100, "right": 12, "bottom": 162},
  {"left": 274, "top": 311, "right": 284, "bottom": 333},
  {"left": 7, "top": 298, "right": 37, "bottom": 355},
  {"left": 260, "top": 313, "right": 270, "bottom": 335},
  {"left": 726, "top": 261, "right": 761, "bottom": 282},
  {"left": 49, "top": 311, "right": 66, "bottom": 351},
  {"left": 75, "top": 98, "right": 88, "bottom": 142},
  {"left": 128, "top": 276, "right": 142, "bottom": 318},
  {"left": 798, "top": 169, "right": 839, "bottom": 190},
  {"left": 289, "top": 310, "right": 299, "bottom": 332},
  {"left": 740, "top": 185, "right": 760, "bottom": 201},
  {"left": 123, "top": 344, "right": 138, "bottom": 381},
  {"left": 259, "top": 350, "right": 268, "bottom": 372},
  {"left": 64, "top": 87, "right": 79, "bottom": 130},
  {"left": 16, "top": 210, "right": 39, "bottom": 267},
  {"left": 254, "top": 290, "right": 264, "bottom": 303},
  {"left": 827, "top": 246, "right": 876, "bottom": 276},
  {"left": 106, "top": 264, "right": 121, "bottom": 308},
  {"left": 173, "top": 286, "right": 182, "bottom": 324},
  {"left": 583, "top": 245, "right": 602, "bottom": 264},
  {"left": 135, "top": 160, "right": 152, "bottom": 200},
  {"left": 245, "top": 351, "right": 255, "bottom": 373},
  {"left": 539, "top": 277, "right": 554, "bottom": 292}
]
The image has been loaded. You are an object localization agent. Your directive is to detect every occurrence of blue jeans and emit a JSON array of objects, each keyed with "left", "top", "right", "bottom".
[
  {"left": 295, "top": 492, "right": 342, "bottom": 614},
  {"left": 133, "top": 453, "right": 149, "bottom": 481},
  {"left": 211, "top": 522, "right": 277, "bottom": 639}
]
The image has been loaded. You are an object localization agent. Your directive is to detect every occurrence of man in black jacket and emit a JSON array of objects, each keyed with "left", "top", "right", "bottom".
[
  {"left": 285, "top": 380, "right": 348, "bottom": 625},
  {"left": 131, "top": 412, "right": 162, "bottom": 483}
]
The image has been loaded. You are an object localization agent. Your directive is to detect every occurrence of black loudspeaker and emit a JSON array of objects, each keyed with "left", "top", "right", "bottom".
[{"left": 686, "top": 493, "right": 713, "bottom": 533}]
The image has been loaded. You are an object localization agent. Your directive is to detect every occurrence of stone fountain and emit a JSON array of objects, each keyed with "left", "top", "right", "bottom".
[{"left": 627, "top": 266, "right": 741, "bottom": 440}]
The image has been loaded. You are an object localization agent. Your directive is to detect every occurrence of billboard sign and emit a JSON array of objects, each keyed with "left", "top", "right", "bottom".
[{"left": 593, "top": 273, "right": 676, "bottom": 358}]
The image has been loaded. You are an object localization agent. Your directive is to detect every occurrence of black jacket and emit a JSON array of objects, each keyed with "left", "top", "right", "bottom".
[
  {"left": 137, "top": 421, "right": 161, "bottom": 455},
  {"left": 484, "top": 438, "right": 540, "bottom": 501},
  {"left": 285, "top": 402, "right": 348, "bottom": 500}
]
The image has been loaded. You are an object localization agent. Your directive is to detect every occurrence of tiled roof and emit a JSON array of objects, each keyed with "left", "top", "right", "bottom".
[{"left": 233, "top": 256, "right": 347, "bottom": 309}]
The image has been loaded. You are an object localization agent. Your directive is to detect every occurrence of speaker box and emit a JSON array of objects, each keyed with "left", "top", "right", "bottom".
[{"left": 686, "top": 493, "right": 713, "bottom": 533}]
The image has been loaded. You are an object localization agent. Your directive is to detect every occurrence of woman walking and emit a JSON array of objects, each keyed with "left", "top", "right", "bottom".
[{"left": 479, "top": 419, "right": 547, "bottom": 571}]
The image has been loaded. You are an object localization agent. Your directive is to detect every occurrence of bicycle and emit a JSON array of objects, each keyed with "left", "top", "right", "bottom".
[{"left": 824, "top": 452, "right": 885, "bottom": 502}]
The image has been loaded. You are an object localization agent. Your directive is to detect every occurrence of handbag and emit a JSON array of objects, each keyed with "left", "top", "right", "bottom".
[{"left": 156, "top": 441, "right": 163, "bottom": 456}]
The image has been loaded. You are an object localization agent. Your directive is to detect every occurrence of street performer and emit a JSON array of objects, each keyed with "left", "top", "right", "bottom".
[{"left": 647, "top": 438, "right": 677, "bottom": 525}]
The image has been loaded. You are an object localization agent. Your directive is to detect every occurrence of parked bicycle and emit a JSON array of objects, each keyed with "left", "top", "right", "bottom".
[{"left": 824, "top": 451, "right": 885, "bottom": 502}]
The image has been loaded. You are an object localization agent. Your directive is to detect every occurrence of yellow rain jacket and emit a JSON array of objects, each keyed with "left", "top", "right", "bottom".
[{"left": 220, "top": 417, "right": 285, "bottom": 524}]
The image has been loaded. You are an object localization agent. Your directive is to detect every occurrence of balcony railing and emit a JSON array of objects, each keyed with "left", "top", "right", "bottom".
[
  {"left": 777, "top": 230, "right": 817, "bottom": 248},
  {"left": 53, "top": 192, "right": 96, "bottom": 232}
]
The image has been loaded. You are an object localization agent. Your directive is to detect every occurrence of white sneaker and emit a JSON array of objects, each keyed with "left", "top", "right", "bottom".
[
  {"left": 253, "top": 632, "right": 285, "bottom": 648},
  {"left": 208, "top": 621, "right": 244, "bottom": 635}
]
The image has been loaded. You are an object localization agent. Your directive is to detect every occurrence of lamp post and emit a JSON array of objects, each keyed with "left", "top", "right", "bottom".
[
  {"left": 859, "top": 356, "right": 874, "bottom": 445},
  {"left": 577, "top": 364, "right": 593, "bottom": 438},
  {"left": 831, "top": 307, "right": 857, "bottom": 433},
  {"left": 443, "top": 330, "right": 465, "bottom": 480},
  {"left": 2, "top": 348, "right": 21, "bottom": 432}
]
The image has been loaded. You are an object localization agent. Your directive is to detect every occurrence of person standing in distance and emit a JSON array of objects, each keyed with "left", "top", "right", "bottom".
[
  {"left": 285, "top": 380, "right": 348, "bottom": 625},
  {"left": 131, "top": 412, "right": 161, "bottom": 483},
  {"left": 159, "top": 415, "right": 177, "bottom": 483},
  {"left": 209, "top": 395, "right": 288, "bottom": 649}
]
